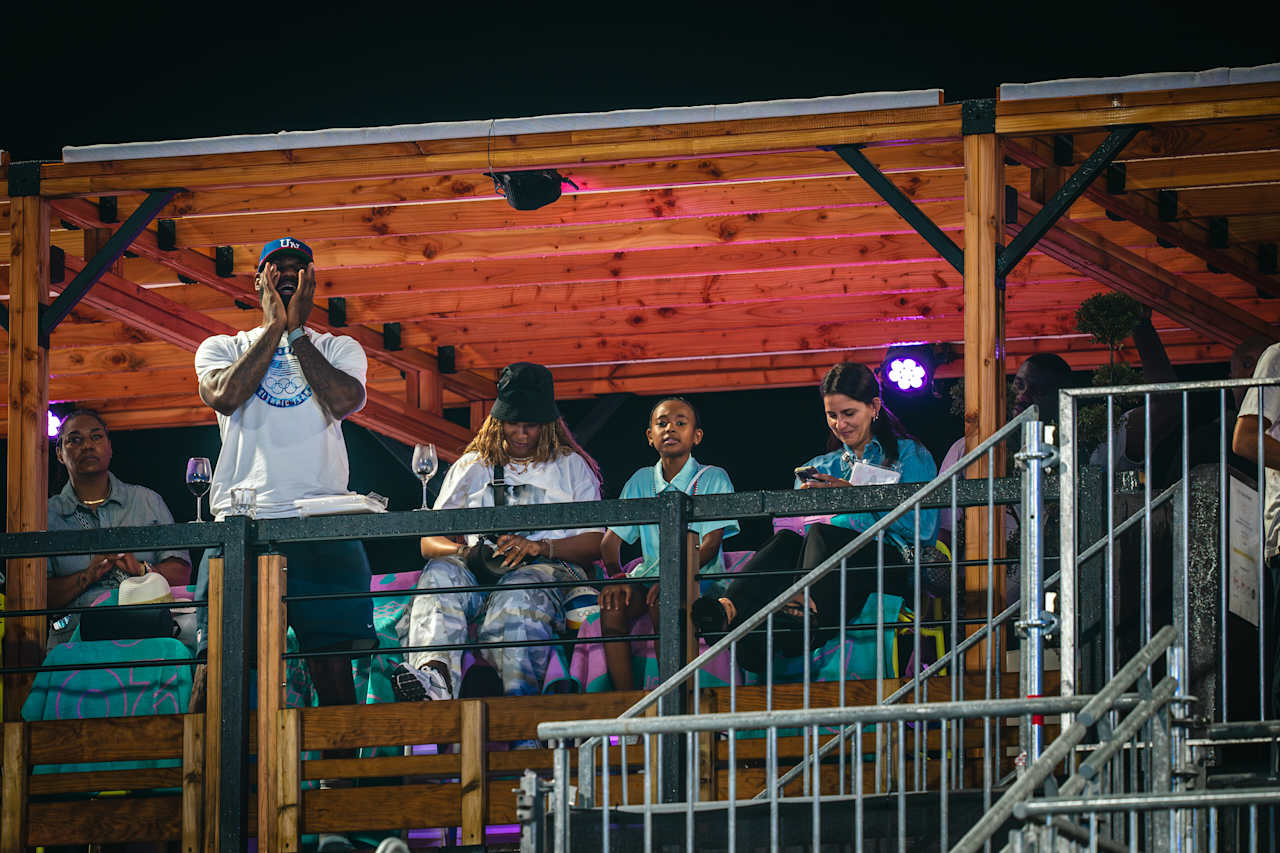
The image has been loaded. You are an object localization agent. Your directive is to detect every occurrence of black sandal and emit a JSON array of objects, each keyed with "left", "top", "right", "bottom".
[{"left": 691, "top": 595, "right": 730, "bottom": 635}]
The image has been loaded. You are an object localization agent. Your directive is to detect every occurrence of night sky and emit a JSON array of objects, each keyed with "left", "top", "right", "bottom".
[{"left": 8, "top": 2, "right": 1278, "bottom": 161}]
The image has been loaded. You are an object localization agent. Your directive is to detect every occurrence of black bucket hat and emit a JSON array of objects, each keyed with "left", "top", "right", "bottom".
[{"left": 490, "top": 362, "right": 560, "bottom": 424}]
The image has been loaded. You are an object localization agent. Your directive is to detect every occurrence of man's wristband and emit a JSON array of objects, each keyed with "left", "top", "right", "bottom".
[{"left": 287, "top": 327, "right": 306, "bottom": 346}]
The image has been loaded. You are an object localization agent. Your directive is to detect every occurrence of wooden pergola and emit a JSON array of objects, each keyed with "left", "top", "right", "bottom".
[{"left": 4, "top": 69, "right": 1280, "bottom": 714}]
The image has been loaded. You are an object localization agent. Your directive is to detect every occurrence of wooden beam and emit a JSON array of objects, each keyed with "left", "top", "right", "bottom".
[
  {"left": 1120, "top": 150, "right": 1280, "bottom": 191},
  {"left": 962, "top": 131, "right": 1007, "bottom": 643},
  {"left": 276, "top": 709, "right": 301, "bottom": 852},
  {"left": 995, "top": 82, "right": 1280, "bottom": 134},
  {"left": 5, "top": 195, "right": 49, "bottom": 722},
  {"left": 1009, "top": 194, "right": 1277, "bottom": 347},
  {"left": 38, "top": 107, "right": 962, "bottom": 195},
  {"left": 1175, "top": 184, "right": 1280, "bottom": 218}
]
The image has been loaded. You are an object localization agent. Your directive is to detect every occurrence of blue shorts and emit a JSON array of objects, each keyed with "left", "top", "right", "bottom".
[{"left": 196, "top": 539, "right": 376, "bottom": 654}]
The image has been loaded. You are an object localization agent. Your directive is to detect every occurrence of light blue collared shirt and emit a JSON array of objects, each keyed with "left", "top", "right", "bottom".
[
  {"left": 609, "top": 457, "right": 739, "bottom": 579},
  {"left": 796, "top": 437, "right": 939, "bottom": 548}
]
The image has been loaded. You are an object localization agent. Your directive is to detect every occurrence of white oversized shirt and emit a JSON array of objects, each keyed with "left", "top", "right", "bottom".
[
  {"left": 194, "top": 326, "right": 367, "bottom": 519},
  {"left": 434, "top": 450, "right": 603, "bottom": 545},
  {"left": 1238, "top": 342, "right": 1280, "bottom": 557}
]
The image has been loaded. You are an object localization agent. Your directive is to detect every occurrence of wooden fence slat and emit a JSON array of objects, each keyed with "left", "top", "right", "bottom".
[
  {"left": 203, "top": 557, "right": 223, "bottom": 853},
  {"left": 28, "top": 766, "right": 183, "bottom": 795},
  {"left": 183, "top": 713, "right": 204, "bottom": 853},
  {"left": 257, "top": 553, "right": 287, "bottom": 853},
  {"left": 277, "top": 708, "right": 301, "bottom": 852},
  {"left": 1, "top": 722, "right": 29, "bottom": 852},
  {"left": 299, "top": 702, "right": 462, "bottom": 750},
  {"left": 28, "top": 796, "right": 182, "bottom": 845},
  {"left": 460, "top": 700, "right": 488, "bottom": 846},
  {"left": 27, "top": 714, "right": 184, "bottom": 764},
  {"left": 303, "top": 784, "right": 462, "bottom": 832}
]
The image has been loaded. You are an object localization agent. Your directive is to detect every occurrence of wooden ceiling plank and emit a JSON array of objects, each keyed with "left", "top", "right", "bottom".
[
  {"left": 38, "top": 115, "right": 964, "bottom": 196},
  {"left": 1121, "top": 150, "right": 1280, "bottom": 191},
  {"left": 1176, "top": 184, "right": 1280, "bottom": 218},
  {"left": 1225, "top": 214, "right": 1280, "bottom": 244},
  {"left": 168, "top": 172, "right": 970, "bottom": 248},
  {"left": 1043, "top": 119, "right": 1280, "bottom": 161},
  {"left": 216, "top": 200, "right": 968, "bottom": 272}
]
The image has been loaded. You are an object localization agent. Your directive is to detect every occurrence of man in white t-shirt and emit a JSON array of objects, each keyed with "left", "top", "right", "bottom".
[
  {"left": 190, "top": 236, "right": 375, "bottom": 717},
  {"left": 1233, "top": 341, "right": 1280, "bottom": 718}
]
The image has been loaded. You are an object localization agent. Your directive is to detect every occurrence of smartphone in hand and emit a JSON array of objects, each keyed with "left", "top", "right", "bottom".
[{"left": 793, "top": 465, "right": 821, "bottom": 482}]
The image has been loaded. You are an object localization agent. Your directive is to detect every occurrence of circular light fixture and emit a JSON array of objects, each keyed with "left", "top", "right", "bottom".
[
  {"left": 47, "top": 411, "right": 63, "bottom": 438},
  {"left": 888, "top": 357, "right": 927, "bottom": 391}
]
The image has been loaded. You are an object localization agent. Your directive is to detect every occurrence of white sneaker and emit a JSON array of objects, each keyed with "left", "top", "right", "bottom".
[
  {"left": 317, "top": 834, "right": 356, "bottom": 852},
  {"left": 375, "top": 839, "right": 410, "bottom": 853},
  {"left": 392, "top": 662, "right": 451, "bottom": 702}
]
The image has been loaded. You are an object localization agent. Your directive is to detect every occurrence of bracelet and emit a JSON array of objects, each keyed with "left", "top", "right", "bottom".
[
  {"left": 547, "top": 539, "right": 555, "bottom": 558},
  {"left": 287, "top": 327, "right": 306, "bottom": 345},
  {"left": 142, "top": 561, "right": 154, "bottom": 574}
]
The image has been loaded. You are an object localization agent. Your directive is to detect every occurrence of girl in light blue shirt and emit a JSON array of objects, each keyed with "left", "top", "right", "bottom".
[{"left": 599, "top": 397, "right": 739, "bottom": 689}]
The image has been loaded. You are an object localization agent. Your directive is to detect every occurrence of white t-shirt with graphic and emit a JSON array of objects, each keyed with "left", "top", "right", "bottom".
[{"left": 194, "top": 326, "right": 367, "bottom": 519}]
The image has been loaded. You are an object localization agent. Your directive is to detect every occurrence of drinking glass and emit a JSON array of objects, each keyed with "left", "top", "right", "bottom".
[
  {"left": 411, "top": 443, "right": 438, "bottom": 511},
  {"left": 231, "top": 487, "right": 257, "bottom": 518},
  {"left": 186, "top": 457, "right": 212, "bottom": 522}
]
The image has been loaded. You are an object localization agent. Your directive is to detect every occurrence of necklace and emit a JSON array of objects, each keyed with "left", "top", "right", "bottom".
[{"left": 79, "top": 496, "right": 108, "bottom": 507}]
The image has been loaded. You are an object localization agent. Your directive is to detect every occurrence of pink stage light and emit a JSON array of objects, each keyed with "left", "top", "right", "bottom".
[{"left": 47, "top": 412, "right": 63, "bottom": 438}]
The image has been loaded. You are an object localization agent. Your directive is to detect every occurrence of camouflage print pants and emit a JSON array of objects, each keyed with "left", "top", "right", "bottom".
[{"left": 398, "top": 556, "right": 586, "bottom": 697}]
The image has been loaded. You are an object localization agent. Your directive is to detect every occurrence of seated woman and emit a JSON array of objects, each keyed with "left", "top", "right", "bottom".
[
  {"left": 393, "top": 362, "right": 604, "bottom": 701},
  {"left": 46, "top": 408, "right": 191, "bottom": 646},
  {"left": 692, "top": 362, "right": 939, "bottom": 672}
]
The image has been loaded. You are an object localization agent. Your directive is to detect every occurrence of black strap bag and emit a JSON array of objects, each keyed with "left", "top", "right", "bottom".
[{"left": 465, "top": 464, "right": 538, "bottom": 585}]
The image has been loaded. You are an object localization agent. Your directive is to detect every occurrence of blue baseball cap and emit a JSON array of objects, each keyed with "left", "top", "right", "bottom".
[{"left": 257, "top": 236, "right": 313, "bottom": 272}]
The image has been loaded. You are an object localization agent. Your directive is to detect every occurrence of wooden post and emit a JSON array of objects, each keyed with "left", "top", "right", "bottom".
[
  {"left": 257, "top": 553, "right": 287, "bottom": 853},
  {"left": 203, "top": 557, "right": 223, "bottom": 853},
  {"left": 1, "top": 722, "right": 29, "bottom": 852},
  {"left": 406, "top": 368, "right": 444, "bottom": 416},
  {"left": 459, "top": 700, "right": 488, "bottom": 846},
  {"left": 183, "top": 713, "right": 205, "bottom": 853},
  {"left": 962, "top": 133, "right": 1008, "bottom": 661},
  {"left": 5, "top": 195, "right": 50, "bottom": 722},
  {"left": 469, "top": 400, "right": 493, "bottom": 431},
  {"left": 276, "top": 708, "right": 301, "bottom": 852}
]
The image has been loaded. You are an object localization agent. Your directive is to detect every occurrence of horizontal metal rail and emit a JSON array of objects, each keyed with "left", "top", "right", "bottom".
[
  {"left": 0, "top": 479, "right": 1046, "bottom": 558},
  {"left": 541, "top": 693, "right": 1113, "bottom": 741},
  {"left": 1014, "top": 788, "right": 1280, "bottom": 817},
  {"left": 1061, "top": 374, "right": 1280, "bottom": 398}
]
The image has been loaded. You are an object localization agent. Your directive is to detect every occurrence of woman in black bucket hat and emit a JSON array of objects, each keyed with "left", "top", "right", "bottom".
[{"left": 393, "top": 363, "right": 603, "bottom": 705}]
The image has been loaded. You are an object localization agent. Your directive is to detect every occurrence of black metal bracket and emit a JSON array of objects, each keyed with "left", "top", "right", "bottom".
[
  {"left": 829, "top": 144, "right": 964, "bottom": 274},
  {"left": 327, "top": 296, "right": 347, "bottom": 326},
  {"left": 215, "top": 246, "right": 235, "bottom": 277},
  {"left": 50, "top": 245, "right": 65, "bottom": 285},
  {"left": 1260, "top": 244, "right": 1278, "bottom": 276},
  {"left": 38, "top": 188, "right": 180, "bottom": 344},
  {"left": 1209, "top": 217, "right": 1229, "bottom": 250},
  {"left": 997, "top": 125, "right": 1142, "bottom": 278},
  {"left": 1106, "top": 163, "right": 1126, "bottom": 195},
  {"left": 157, "top": 218, "right": 177, "bottom": 251},
  {"left": 1053, "top": 135, "right": 1074, "bottom": 166},
  {"left": 961, "top": 99, "right": 996, "bottom": 135},
  {"left": 98, "top": 196, "right": 119, "bottom": 223},
  {"left": 437, "top": 344, "right": 457, "bottom": 373},
  {"left": 1158, "top": 189, "right": 1179, "bottom": 222},
  {"left": 6, "top": 161, "right": 44, "bottom": 196},
  {"left": 383, "top": 322, "right": 402, "bottom": 351}
]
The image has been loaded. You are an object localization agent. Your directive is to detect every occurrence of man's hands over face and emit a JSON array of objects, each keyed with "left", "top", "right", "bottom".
[
  {"left": 286, "top": 263, "right": 316, "bottom": 331},
  {"left": 257, "top": 264, "right": 288, "bottom": 332}
]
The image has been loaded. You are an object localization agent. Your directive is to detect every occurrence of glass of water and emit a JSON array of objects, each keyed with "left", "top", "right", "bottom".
[
  {"left": 186, "top": 457, "right": 212, "bottom": 522},
  {"left": 411, "top": 444, "right": 438, "bottom": 511}
]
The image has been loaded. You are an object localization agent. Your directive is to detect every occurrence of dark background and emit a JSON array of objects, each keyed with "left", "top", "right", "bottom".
[{"left": 4, "top": 1, "right": 1274, "bottom": 571}]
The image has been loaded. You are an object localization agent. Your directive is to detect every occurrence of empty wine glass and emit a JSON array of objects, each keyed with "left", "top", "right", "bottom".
[
  {"left": 411, "top": 444, "right": 438, "bottom": 511},
  {"left": 186, "top": 457, "right": 212, "bottom": 522}
]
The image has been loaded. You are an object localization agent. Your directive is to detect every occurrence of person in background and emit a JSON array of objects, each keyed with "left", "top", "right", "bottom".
[
  {"left": 599, "top": 397, "right": 738, "bottom": 690},
  {"left": 47, "top": 408, "right": 191, "bottom": 646},
  {"left": 394, "top": 362, "right": 604, "bottom": 702}
]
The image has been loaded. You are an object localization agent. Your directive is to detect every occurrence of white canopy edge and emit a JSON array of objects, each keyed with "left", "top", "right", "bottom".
[
  {"left": 61, "top": 89, "right": 944, "bottom": 163},
  {"left": 999, "top": 63, "right": 1280, "bottom": 101}
]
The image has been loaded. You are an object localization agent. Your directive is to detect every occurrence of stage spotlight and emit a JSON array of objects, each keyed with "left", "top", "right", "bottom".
[
  {"left": 486, "top": 169, "right": 579, "bottom": 211},
  {"left": 882, "top": 345, "right": 937, "bottom": 394},
  {"left": 48, "top": 411, "right": 63, "bottom": 438}
]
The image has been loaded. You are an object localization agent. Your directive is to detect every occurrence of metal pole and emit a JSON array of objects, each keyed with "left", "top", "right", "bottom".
[
  {"left": 656, "top": 488, "right": 690, "bottom": 802},
  {"left": 218, "top": 515, "right": 251, "bottom": 852},
  {"left": 1016, "top": 419, "right": 1052, "bottom": 763}
]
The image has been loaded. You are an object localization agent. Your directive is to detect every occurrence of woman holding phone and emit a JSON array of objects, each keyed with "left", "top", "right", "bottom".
[{"left": 691, "top": 362, "right": 939, "bottom": 671}]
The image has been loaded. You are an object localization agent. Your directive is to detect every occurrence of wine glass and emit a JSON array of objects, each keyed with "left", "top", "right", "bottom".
[
  {"left": 186, "top": 457, "right": 212, "bottom": 522},
  {"left": 411, "top": 444, "right": 438, "bottom": 511}
]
